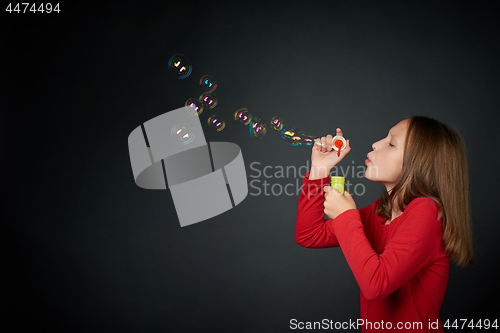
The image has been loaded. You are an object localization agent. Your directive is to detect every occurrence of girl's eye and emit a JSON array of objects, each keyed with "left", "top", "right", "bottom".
[{"left": 389, "top": 142, "right": 394, "bottom": 147}]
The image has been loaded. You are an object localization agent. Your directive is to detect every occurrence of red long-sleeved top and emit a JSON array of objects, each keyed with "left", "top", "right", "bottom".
[{"left": 296, "top": 172, "right": 449, "bottom": 332}]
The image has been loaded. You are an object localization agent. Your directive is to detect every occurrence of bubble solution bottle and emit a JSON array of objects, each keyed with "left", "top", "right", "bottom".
[
  {"left": 330, "top": 176, "right": 345, "bottom": 195},
  {"left": 325, "top": 176, "right": 345, "bottom": 220}
]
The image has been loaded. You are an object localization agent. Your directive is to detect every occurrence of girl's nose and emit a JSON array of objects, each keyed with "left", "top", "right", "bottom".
[{"left": 372, "top": 142, "right": 377, "bottom": 151}]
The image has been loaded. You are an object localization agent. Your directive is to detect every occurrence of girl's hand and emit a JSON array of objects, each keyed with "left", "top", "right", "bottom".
[
  {"left": 311, "top": 128, "right": 351, "bottom": 176},
  {"left": 323, "top": 187, "right": 357, "bottom": 219}
]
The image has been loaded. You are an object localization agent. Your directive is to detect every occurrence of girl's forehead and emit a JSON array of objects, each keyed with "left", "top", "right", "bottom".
[{"left": 390, "top": 119, "right": 409, "bottom": 135}]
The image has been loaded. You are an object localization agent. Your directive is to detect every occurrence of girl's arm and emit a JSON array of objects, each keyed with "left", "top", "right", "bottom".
[
  {"left": 329, "top": 197, "right": 443, "bottom": 301},
  {"left": 295, "top": 171, "right": 340, "bottom": 248},
  {"left": 297, "top": 129, "right": 351, "bottom": 248}
]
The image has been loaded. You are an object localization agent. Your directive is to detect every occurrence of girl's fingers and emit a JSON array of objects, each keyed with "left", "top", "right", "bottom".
[
  {"left": 313, "top": 138, "right": 321, "bottom": 150},
  {"left": 321, "top": 136, "right": 328, "bottom": 152},
  {"left": 325, "top": 134, "right": 333, "bottom": 151},
  {"left": 340, "top": 139, "right": 351, "bottom": 156},
  {"left": 314, "top": 134, "right": 343, "bottom": 153},
  {"left": 314, "top": 138, "right": 324, "bottom": 152},
  {"left": 336, "top": 128, "right": 343, "bottom": 137}
]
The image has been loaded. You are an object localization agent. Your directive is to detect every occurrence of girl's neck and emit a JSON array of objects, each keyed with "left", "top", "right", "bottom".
[
  {"left": 385, "top": 185, "right": 402, "bottom": 224},
  {"left": 386, "top": 210, "right": 402, "bottom": 225},
  {"left": 387, "top": 194, "right": 402, "bottom": 224}
]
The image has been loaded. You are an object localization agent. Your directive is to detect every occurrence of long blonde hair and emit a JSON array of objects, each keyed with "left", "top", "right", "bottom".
[{"left": 375, "top": 116, "right": 475, "bottom": 267}]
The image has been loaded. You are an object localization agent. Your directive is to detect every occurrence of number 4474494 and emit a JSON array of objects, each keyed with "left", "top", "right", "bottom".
[
  {"left": 6, "top": 3, "right": 60, "bottom": 13},
  {"left": 443, "top": 319, "right": 498, "bottom": 330}
]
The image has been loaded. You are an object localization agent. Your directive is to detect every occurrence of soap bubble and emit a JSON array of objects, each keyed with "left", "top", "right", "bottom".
[
  {"left": 200, "top": 75, "right": 217, "bottom": 92},
  {"left": 270, "top": 116, "right": 283, "bottom": 131},
  {"left": 249, "top": 116, "right": 267, "bottom": 139},
  {"left": 300, "top": 131, "right": 315, "bottom": 146},
  {"left": 171, "top": 123, "right": 195, "bottom": 144},
  {"left": 168, "top": 54, "right": 192, "bottom": 79},
  {"left": 207, "top": 115, "right": 225, "bottom": 132},
  {"left": 234, "top": 108, "right": 252, "bottom": 125},
  {"left": 281, "top": 127, "right": 301, "bottom": 146},
  {"left": 281, "top": 127, "right": 315, "bottom": 146},
  {"left": 185, "top": 98, "right": 204, "bottom": 116},
  {"left": 199, "top": 92, "right": 218, "bottom": 109}
]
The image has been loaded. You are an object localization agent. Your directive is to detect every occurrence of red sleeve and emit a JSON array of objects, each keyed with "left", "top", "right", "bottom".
[
  {"left": 329, "top": 197, "right": 443, "bottom": 301},
  {"left": 295, "top": 171, "right": 340, "bottom": 248}
]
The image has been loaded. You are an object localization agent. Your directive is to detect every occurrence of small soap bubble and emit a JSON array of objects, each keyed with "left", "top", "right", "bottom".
[
  {"left": 171, "top": 123, "right": 195, "bottom": 144},
  {"left": 249, "top": 116, "right": 267, "bottom": 139},
  {"left": 208, "top": 115, "right": 226, "bottom": 132},
  {"left": 281, "top": 127, "right": 303, "bottom": 146},
  {"left": 300, "top": 132, "right": 315, "bottom": 146},
  {"left": 234, "top": 108, "right": 252, "bottom": 125},
  {"left": 200, "top": 75, "right": 217, "bottom": 92},
  {"left": 270, "top": 116, "right": 284, "bottom": 131},
  {"left": 185, "top": 98, "right": 204, "bottom": 115},
  {"left": 199, "top": 92, "right": 218, "bottom": 109},
  {"left": 168, "top": 54, "right": 192, "bottom": 79}
]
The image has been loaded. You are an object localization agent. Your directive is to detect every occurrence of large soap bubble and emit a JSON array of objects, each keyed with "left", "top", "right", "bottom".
[
  {"left": 171, "top": 123, "right": 195, "bottom": 144},
  {"left": 208, "top": 115, "right": 226, "bottom": 132},
  {"left": 249, "top": 116, "right": 267, "bottom": 139},
  {"left": 234, "top": 108, "right": 252, "bottom": 125},
  {"left": 200, "top": 75, "right": 217, "bottom": 92},
  {"left": 168, "top": 54, "right": 192, "bottom": 79}
]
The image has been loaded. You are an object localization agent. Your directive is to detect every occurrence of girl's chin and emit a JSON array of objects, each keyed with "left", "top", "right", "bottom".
[
  {"left": 365, "top": 170, "right": 398, "bottom": 191},
  {"left": 365, "top": 169, "right": 387, "bottom": 185},
  {"left": 364, "top": 167, "right": 377, "bottom": 182}
]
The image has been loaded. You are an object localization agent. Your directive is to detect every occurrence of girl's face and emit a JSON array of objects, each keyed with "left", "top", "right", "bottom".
[{"left": 365, "top": 119, "right": 408, "bottom": 192}]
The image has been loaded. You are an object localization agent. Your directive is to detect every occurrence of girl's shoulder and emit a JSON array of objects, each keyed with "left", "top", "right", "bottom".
[
  {"left": 405, "top": 197, "right": 439, "bottom": 213},
  {"left": 400, "top": 197, "right": 442, "bottom": 231},
  {"left": 361, "top": 197, "right": 440, "bottom": 226},
  {"left": 361, "top": 197, "right": 438, "bottom": 214}
]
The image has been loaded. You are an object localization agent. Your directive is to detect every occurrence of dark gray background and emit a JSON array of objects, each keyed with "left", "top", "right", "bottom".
[{"left": 2, "top": 0, "right": 499, "bottom": 331}]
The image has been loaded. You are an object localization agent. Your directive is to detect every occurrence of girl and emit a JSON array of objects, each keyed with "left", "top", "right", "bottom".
[{"left": 295, "top": 116, "right": 475, "bottom": 333}]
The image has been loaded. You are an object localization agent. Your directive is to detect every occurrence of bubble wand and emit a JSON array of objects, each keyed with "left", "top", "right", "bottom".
[{"left": 331, "top": 135, "right": 347, "bottom": 157}]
